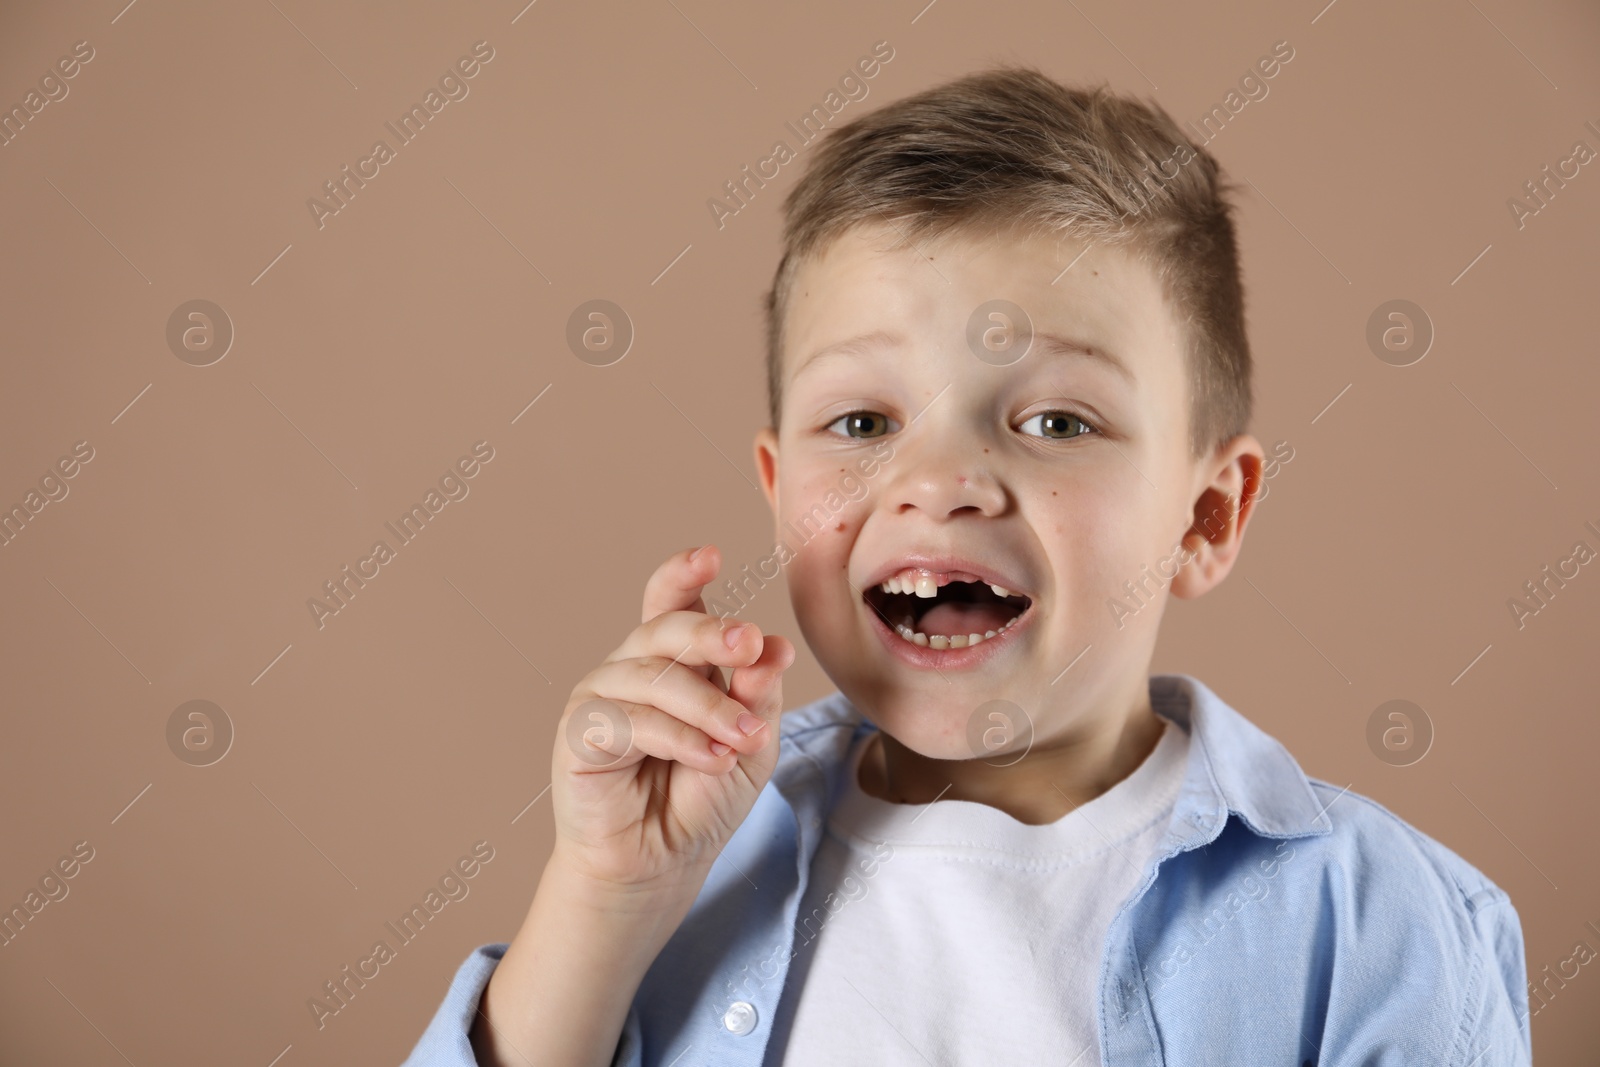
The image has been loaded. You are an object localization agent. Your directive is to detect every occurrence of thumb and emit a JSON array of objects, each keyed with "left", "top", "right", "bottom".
[{"left": 727, "top": 635, "right": 795, "bottom": 728}]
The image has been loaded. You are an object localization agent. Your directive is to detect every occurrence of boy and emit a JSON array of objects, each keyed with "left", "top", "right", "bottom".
[{"left": 406, "top": 66, "right": 1531, "bottom": 1065}]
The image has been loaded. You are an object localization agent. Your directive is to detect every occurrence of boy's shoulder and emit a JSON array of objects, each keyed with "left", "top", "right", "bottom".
[
  {"left": 1299, "top": 773, "right": 1513, "bottom": 914},
  {"left": 1162, "top": 673, "right": 1514, "bottom": 924},
  {"left": 1281, "top": 771, "right": 1525, "bottom": 1022}
]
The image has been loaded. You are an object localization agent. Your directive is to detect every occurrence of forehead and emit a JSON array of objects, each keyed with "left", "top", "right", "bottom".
[{"left": 781, "top": 221, "right": 1182, "bottom": 393}]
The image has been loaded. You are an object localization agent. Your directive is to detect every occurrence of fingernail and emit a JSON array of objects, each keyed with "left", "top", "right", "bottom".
[
  {"left": 690, "top": 545, "right": 709, "bottom": 561},
  {"left": 723, "top": 624, "right": 748, "bottom": 649},
  {"left": 710, "top": 740, "right": 733, "bottom": 755},
  {"left": 737, "top": 712, "right": 766, "bottom": 737}
]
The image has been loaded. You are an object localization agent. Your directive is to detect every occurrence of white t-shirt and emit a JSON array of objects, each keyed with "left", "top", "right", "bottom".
[{"left": 768, "top": 715, "right": 1190, "bottom": 1066}]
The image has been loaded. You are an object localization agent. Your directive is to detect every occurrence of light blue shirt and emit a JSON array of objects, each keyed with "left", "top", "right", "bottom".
[{"left": 404, "top": 673, "right": 1532, "bottom": 1065}]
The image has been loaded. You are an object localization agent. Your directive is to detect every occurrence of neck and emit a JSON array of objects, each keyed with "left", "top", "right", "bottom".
[{"left": 856, "top": 677, "right": 1168, "bottom": 825}]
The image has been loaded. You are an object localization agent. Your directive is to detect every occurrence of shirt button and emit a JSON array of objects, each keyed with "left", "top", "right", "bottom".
[{"left": 723, "top": 1001, "right": 759, "bottom": 1035}]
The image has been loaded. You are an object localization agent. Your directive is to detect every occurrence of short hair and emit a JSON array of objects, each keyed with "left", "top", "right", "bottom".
[{"left": 761, "top": 64, "right": 1253, "bottom": 462}]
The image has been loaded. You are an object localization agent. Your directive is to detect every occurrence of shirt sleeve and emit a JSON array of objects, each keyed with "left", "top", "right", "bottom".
[
  {"left": 1462, "top": 892, "right": 1533, "bottom": 1067},
  {"left": 399, "top": 942, "right": 645, "bottom": 1067},
  {"left": 399, "top": 942, "right": 508, "bottom": 1067}
]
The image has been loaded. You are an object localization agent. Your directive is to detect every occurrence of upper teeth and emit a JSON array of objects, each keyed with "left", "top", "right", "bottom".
[{"left": 879, "top": 573, "right": 1014, "bottom": 600}]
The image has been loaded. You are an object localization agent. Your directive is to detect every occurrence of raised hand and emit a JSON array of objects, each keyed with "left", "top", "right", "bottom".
[{"left": 549, "top": 544, "right": 797, "bottom": 892}]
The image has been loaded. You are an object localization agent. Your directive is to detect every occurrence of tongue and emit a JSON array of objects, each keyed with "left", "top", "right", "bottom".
[{"left": 917, "top": 601, "right": 1016, "bottom": 637}]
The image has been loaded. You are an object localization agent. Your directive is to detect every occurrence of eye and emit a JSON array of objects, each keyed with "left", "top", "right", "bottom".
[
  {"left": 1018, "top": 410, "right": 1097, "bottom": 440},
  {"left": 824, "top": 411, "right": 898, "bottom": 439}
]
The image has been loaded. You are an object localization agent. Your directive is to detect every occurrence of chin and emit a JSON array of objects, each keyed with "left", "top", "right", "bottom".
[{"left": 846, "top": 682, "right": 1034, "bottom": 763}]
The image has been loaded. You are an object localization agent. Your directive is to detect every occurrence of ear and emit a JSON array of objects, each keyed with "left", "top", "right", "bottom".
[
  {"left": 1169, "top": 434, "right": 1267, "bottom": 600},
  {"left": 754, "top": 425, "right": 780, "bottom": 515}
]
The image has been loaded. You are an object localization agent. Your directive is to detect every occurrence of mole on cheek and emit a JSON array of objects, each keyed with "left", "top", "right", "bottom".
[{"left": 835, "top": 522, "right": 845, "bottom": 532}]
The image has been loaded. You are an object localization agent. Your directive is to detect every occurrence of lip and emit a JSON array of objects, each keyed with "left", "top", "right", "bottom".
[{"left": 863, "top": 590, "right": 1037, "bottom": 669}]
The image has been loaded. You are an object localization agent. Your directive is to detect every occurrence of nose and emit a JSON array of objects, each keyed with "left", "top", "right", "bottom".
[{"left": 882, "top": 435, "right": 1008, "bottom": 520}]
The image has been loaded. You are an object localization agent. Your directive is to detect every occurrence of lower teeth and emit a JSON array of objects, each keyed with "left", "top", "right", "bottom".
[{"left": 894, "top": 616, "right": 1019, "bottom": 648}]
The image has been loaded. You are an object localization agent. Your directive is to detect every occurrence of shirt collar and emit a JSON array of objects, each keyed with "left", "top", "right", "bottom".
[
  {"left": 772, "top": 672, "right": 1333, "bottom": 844},
  {"left": 1149, "top": 673, "right": 1333, "bottom": 839}
]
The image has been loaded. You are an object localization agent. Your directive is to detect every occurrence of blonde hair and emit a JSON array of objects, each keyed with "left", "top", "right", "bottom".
[{"left": 762, "top": 64, "right": 1253, "bottom": 461}]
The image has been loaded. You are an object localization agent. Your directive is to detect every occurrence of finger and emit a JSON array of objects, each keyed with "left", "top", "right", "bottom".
[
  {"left": 727, "top": 635, "right": 797, "bottom": 738},
  {"left": 607, "top": 610, "right": 763, "bottom": 673},
  {"left": 641, "top": 544, "right": 722, "bottom": 625},
  {"left": 585, "top": 657, "right": 772, "bottom": 755},
  {"left": 562, "top": 698, "right": 741, "bottom": 776}
]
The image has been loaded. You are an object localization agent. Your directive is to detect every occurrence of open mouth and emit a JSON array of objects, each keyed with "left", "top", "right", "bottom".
[{"left": 863, "top": 571, "right": 1034, "bottom": 650}]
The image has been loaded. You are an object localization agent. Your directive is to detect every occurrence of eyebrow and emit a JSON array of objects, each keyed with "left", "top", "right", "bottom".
[
  {"left": 1031, "top": 332, "right": 1136, "bottom": 384},
  {"left": 793, "top": 329, "right": 1136, "bottom": 385}
]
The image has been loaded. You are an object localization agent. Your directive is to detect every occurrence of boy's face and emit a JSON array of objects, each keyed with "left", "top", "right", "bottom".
[{"left": 754, "top": 222, "right": 1261, "bottom": 758}]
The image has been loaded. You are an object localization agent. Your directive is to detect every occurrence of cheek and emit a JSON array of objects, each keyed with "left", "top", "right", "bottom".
[
  {"left": 780, "top": 465, "right": 868, "bottom": 532},
  {"left": 1043, "top": 478, "right": 1155, "bottom": 593},
  {"left": 786, "top": 547, "right": 849, "bottom": 651},
  {"left": 788, "top": 561, "right": 831, "bottom": 614},
  {"left": 778, "top": 465, "right": 860, "bottom": 608}
]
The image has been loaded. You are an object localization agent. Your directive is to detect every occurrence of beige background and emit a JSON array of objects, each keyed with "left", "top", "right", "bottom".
[{"left": 2, "top": 0, "right": 1597, "bottom": 1062}]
